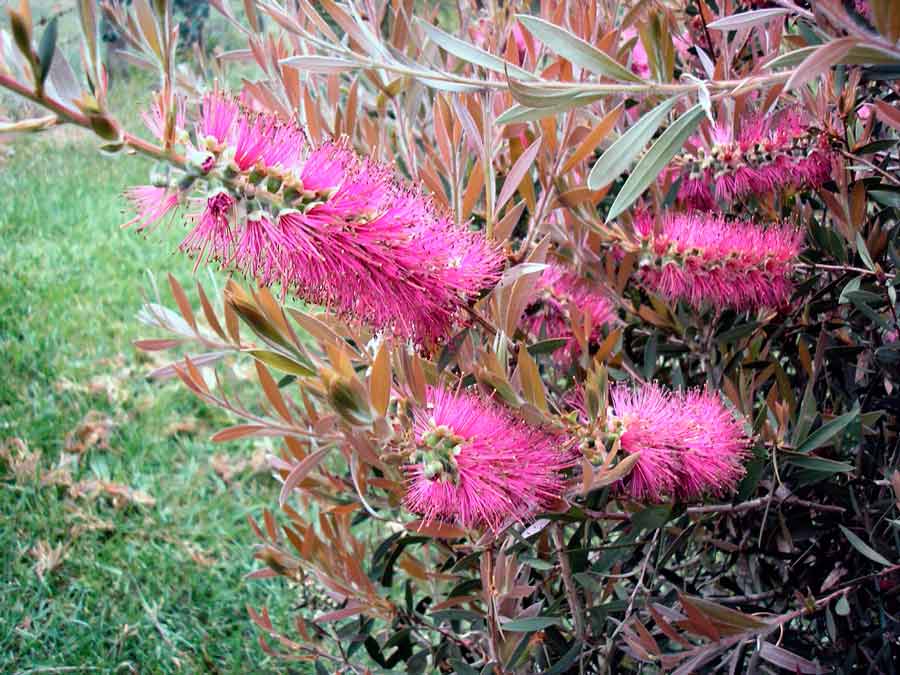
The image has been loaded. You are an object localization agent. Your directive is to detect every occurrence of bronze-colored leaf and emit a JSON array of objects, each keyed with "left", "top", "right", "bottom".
[
  {"left": 255, "top": 361, "right": 293, "bottom": 422},
  {"left": 279, "top": 447, "right": 329, "bottom": 506},
  {"left": 517, "top": 345, "right": 547, "bottom": 412},
  {"left": 168, "top": 273, "right": 197, "bottom": 332},
  {"left": 369, "top": 341, "right": 391, "bottom": 418}
]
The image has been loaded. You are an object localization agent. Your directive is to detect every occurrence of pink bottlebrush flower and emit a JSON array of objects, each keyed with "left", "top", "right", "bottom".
[
  {"left": 123, "top": 186, "right": 180, "bottom": 231},
  {"left": 273, "top": 180, "right": 500, "bottom": 344},
  {"left": 180, "top": 191, "right": 237, "bottom": 266},
  {"left": 271, "top": 149, "right": 500, "bottom": 344},
  {"left": 522, "top": 265, "right": 616, "bottom": 366},
  {"left": 669, "top": 108, "right": 834, "bottom": 208},
  {"left": 632, "top": 212, "right": 803, "bottom": 311},
  {"left": 232, "top": 112, "right": 306, "bottom": 172},
  {"left": 608, "top": 383, "right": 684, "bottom": 502},
  {"left": 404, "top": 386, "right": 570, "bottom": 531},
  {"left": 622, "top": 28, "right": 650, "bottom": 79},
  {"left": 143, "top": 91, "right": 503, "bottom": 345},
  {"left": 198, "top": 90, "right": 239, "bottom": 146},
  {"left": 608, "top": 383, "right": 748, "bottom": 502},
  {"left": 142, "top": 92, "right": 186, "bottom": 143},
  {"left": 675, "top": 388, "right": 749, "bottom": 500}
]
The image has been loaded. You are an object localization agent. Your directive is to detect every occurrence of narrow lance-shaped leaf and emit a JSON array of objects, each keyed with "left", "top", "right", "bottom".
[
  {"left": 369, "top": 341, "right": 391, "bottom": 418},
  {"left": 280, "top": 55, "right": 360, "bottom": 74},
  {"left": 279, "top": 447, "right": 330, "bottom": 506},
  {"left": 785, "top": 37, "right": 858, "bottom": 91},
  {"left": 707, "top": 8, "right": 789, "bottom": 30},
  {"left": 37, "top": 16, "right": 57, "bottom": 88},
  {"left": 507, "top": 78, "right": 599, "bottom": 108},
  {"left": 587, "top": 97, "right": 678, "bottom": 190},
  {"left": 795, "top": 403, "right": 860, "bottom": 454},
  {"left": 767, "top": 44, "right": 900, "bottom": 70},
  {"left": 496, "top": 94, "right": 605, "bottom": 124},
  {"left": 496, "top": 135, "right": 541, "bottom": 214},
  {"left": 415, "top": 17, "right": 536, "bottom": 81},
  {"left": 517, "top": 346, "right": 547, "bottom": 411},
  {"left": 500, "top": 616, "right": 562, "bottom": 632},
  {"left": 561, "top": 103, "right": 623, "bottom": 174},
  {"left": 516, "top": 14, "right": 644, "bottom": 82},
  {"left": 606, "top": 104, "right": 704, "bottom": 222},
  {"left": 839, "top": 525, "right": 893, "bottom": 567}
]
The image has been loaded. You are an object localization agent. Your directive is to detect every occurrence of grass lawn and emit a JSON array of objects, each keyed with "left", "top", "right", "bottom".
[{"left": 0, "top": 80, "right": 307, "bottom": 673}]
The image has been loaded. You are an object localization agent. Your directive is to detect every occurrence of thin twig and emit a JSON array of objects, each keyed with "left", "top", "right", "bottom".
[
  {"left": 841, "top": 150, "right": 900, "bottom": 187},
  {"left": 796, "top": 261, "right": 896, "bottom": 279},
  {"left": 687, "top": 494, "right": 846, "bottom": 515},
  {"left": 552, "top": 523, "right": 587, "bottom": 644}
]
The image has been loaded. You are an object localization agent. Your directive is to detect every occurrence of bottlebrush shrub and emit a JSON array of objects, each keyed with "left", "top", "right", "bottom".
[{"left": 4, "top": 0, "right": 900, "bottom": 672}]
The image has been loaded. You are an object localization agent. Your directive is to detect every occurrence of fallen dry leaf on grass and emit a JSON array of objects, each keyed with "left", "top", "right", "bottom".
[
  {"left": 163, "top": 417, "right": 200, "bottom": 437},
  {"left": 66, "top": 504, "right": 116, "bottom": 540},
  {"left": 211, "top": 447, "right": 268, "bottom": 485},
  {"left": 64, "top": 410, "right": 114, "bottom": 454},
  {"left": 0, "top": 437, "right": 41, "bottom": 482},
  {"left": 29, "top": 540, "right": 66, "bottom": 581},
  {"left": 39, "top": 451, "right": 79, "bottom": 488},
  {"left": 68, "top": 480, "right": 156, "bottom": 509},
  {"left": 183, "top": 543, "right": 217, "bottom": 567},
  {"left": 40, "top": 466, "right": 74, "bottom": 488}
]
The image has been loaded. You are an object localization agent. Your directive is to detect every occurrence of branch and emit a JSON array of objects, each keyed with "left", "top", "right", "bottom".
[
  {"left": 687, "top": 494, "right": 846, "bottom": 516},
  {"left": 552, "top": 523, "right": 587, "bottom": 643}
]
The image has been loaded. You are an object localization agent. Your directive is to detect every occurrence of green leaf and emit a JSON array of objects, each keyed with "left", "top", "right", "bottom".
[
  {"left": 527, "top": 338, "right": 569, "bottom": 355},
  {"left": 787, "top": 455, "right": 854, "bottom": 474},
  {"left": 835, "top": 595, "right": 850, "bottom": 616},
  {"left": 785, "top": 37, "right": 859, "bottom": 91},
  {"left": 500, "top": 616, "right": 562, "bottom": 632},
  {"left": 839, "top": 525, "right": 893, "bottom": 566},
  {"left": 507, "top": 79, "right": 596, "bottom": 108},
  {"left": 496, "top": 94, "right": 605, "bottom": 124},
  {"left": 795, "top": 403, "right": 859, "bottom": 454},
  {"left": 245, "top": 349, "right": 315, "bottom": 377},
  {"left": 516, "top": 15, "right": 643, "bottom": 82},
  {"left": 449, "top": 659, "right": 480, "bottom": 675},
  {"left": 707, "top": 8, "right": 788, "bottom": 30},
  {"left": 767, "top": 44, "right": 900, "bottom": 70},
  {"left": 430, "top": 609, "right": 484, "bottom": 624},
  {"left": 416, "top": 18, "right": 536, "bottom": 81},
  {"left": 838, "top": 277, "right": 862, "bottom": 304},
  {"left": 606, "top": 104, "right": 704, "bottom": 222},
  {"left": 870, "top": 190, "right": 900, "bottom": 207},
  {"left": 280, "top": 55, "right": 359, "bottom": 74},
  {"left": 792, "top": 381, "right": 818, "bottom": 446},
  {"left": 631, "top": 504, "right": 671, "bottom": 532},
  {"left": 520, "top": 556, "right": 555, "bottom": 570},
  {"left": 587, "top": 97, "right": 678, "bottom": 190},
  {"left": 643, "top": 332, "right": 657, "bottom": 380},
  {"left": 37, "top": 17, "right": 58, "bottom": 88},
  {"left": 716, "top": 321, "right": 761, "bottom": 344},
  {"left": 543, "top": 640, "right": 582, "bottom": 674},
  {"left": 856, "top": 233, "right": 876, "bottom": 271}
]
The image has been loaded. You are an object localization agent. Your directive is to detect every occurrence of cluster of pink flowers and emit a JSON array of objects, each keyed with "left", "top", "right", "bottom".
[
  {"left": 521, "top": 264, "right": 616, "bottom": 366},
  {"left": 127, "top": 91, "right": 503, "bottom": 345},
  {"left": 668, "top": 109, "right": 834, "bottom": 209},
  {"left": 632, "top": 212, "right": 803, "bottom": 311},
  {"left": 607, "top": 383, "right": 748, "bottom": 501},
  {"left": 404, "top": 386, "right": 570, "bottom": 531}
]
